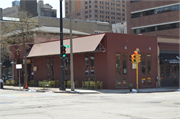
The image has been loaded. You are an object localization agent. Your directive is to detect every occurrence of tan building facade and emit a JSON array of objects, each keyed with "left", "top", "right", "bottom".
[{"left": 65, "top": 0, "right": 126, "bottom": 24}]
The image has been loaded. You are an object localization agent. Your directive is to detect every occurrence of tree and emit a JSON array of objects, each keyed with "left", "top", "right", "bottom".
[{"left": 0, "top": 11, "right": 41, "bottom": 88}]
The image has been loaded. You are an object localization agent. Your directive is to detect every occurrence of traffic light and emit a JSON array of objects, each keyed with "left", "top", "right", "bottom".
[
  {"left": 63, "top": 46, "right": 66, "bottom": 57},
  {"left": 131, "top": 54, "right": 136, "bottom": 63},
  {"left": 136, "top": 54, "right": 141, "bottom": 63},
  {"left": 65, "top": 58, "right": 70, "bottom": 66}
]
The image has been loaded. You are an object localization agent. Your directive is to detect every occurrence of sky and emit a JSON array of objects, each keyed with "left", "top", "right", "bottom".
[{"left": 0, "top": 0, "right": 65, "bottom": 18}]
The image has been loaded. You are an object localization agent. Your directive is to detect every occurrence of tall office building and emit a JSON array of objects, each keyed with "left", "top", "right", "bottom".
[
  {"left": 20, "top": 0, "right": 38, "bottom": 17},
  {"left": 12, "top": 0, "right": 20, "bottom": 7},
  {"left": 126, "top": 0, "right": 179, "bottom": 36},
  {"left": 37, "top": 0, "right": 56, "bottom": 17},
  {"left": 65, "top": 0, "right": 126, "bottom": 24}
]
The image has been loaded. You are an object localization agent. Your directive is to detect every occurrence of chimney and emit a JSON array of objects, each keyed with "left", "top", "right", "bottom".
[{"left": 0, "top": 8, "right": 2, "bottom": 20}]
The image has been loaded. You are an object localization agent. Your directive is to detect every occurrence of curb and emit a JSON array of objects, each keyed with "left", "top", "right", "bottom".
[{"left": 2, "top": 87, "right": 178, "bottom": 94}]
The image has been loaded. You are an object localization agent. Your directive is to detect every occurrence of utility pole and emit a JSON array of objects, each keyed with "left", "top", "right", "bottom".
[
  {"left": 59, "top": 0, "right": 65, "bottom": 90},
  {"left": 69, "top": 0, "right": 74, "bottom": 91}
]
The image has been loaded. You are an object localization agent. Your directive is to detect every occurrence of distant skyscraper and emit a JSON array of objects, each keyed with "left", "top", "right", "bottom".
[
  {"left": 20, "top": 0, "right": 37, "bottom": 17},
  {"left": 12, "top": 0, "right": 20, "bottom": 7},
  {"left": 65, "top": 0, "right": 126, "bottom": 24}
]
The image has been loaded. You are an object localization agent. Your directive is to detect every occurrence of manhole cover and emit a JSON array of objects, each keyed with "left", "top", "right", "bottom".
[
  {"left": 174, "top": 103, "right": 180, "bottom": 105},
  {"left": 146, "top": 102, "right": 161, "bottom": 103},
  {"left": 0, "top": 102, "right": 14, "bottom": 104}
]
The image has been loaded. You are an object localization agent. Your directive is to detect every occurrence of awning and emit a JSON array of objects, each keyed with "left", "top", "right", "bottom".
[{"left": 27, "top": 34, "right": 105, "bottom": 58}]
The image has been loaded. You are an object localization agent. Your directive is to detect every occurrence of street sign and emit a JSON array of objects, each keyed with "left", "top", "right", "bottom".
[
  {"left": 16, "top": 64, "right": 22, "bottom": 69},
  {"left": 63, "top": 45, "right": 69, "bottom": 48}
]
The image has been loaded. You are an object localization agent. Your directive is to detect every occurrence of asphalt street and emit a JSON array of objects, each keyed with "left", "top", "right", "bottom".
[{"left": 0, "top": 89, "right": 180, "bottom": 119}]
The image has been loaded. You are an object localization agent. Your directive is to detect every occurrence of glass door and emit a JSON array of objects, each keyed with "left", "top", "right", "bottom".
[
  {"left": 115, "top": 53, "right": 128, "bottom": 88},
  {"left": 84, "top": 55, "right": 95, "bottom": 81}
]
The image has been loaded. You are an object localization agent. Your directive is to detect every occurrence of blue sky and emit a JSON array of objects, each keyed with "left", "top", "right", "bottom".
[{"left": 0, "top": 0, "right": 65, "bottom": 18}]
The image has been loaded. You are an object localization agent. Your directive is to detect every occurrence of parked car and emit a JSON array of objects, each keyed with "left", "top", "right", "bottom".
[{"left": 0, "top": 79, "right": 4, "bottom": 89}]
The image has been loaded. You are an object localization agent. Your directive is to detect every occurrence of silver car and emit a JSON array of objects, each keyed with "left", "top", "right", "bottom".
[{"left": 0, "top": 79, "right": 4, "bottom": 89}]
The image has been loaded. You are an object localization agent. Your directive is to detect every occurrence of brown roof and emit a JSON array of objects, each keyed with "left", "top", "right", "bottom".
[{"left": 28, "top": 34, "right": 105, "bottom": 57}]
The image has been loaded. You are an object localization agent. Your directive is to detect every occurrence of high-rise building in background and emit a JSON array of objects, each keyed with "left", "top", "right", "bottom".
[
  {"left": 20, "top": 0, "right": 38, "bottom": 17},
  {"left": 12, "top": 0, "right": 20, "bottom": 7},
  {"left": 65, "top": 0, "right": 126, "bottom": 24},
  {"left": 3, "top": 0, "right": 56, "bottom": 18},
  {"left": 37, "top": 0, "right": 56, "bottom": 17},
  {"left": 126, "top": 0, "right": 179, "bottom": 36}
]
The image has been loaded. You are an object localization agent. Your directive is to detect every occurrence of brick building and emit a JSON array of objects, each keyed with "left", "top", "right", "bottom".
[
  {"left": 9, "top": 33, "right": 158, "bottom": 89},
  {"left": 65, "top": 0, "right": 126, "bottom": 24}
]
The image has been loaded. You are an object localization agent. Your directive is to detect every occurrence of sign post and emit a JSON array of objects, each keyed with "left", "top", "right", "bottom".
[{"left": 16, "top": 64, "right": 22, "bottom": 89}]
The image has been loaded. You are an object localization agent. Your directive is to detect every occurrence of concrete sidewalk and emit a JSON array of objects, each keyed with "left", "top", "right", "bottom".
[{"left": 3, "top": 85, "right": 179, "bottom": 94}]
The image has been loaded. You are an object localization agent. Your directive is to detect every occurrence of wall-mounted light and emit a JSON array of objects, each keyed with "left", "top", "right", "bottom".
[
  {"left": 124, "top": 46, "right": 127, "bottom": 49},
  {"left": 149, "top": 47, "right": 151, "bottom": 50}
]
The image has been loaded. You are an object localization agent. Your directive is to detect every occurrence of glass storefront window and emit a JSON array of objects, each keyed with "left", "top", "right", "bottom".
[
  {"left": 171, "top": 64, "right": 178, "bottom": 78},
  {"left": 47, "top": 59, "right": 50, "bottom": 76},
  {"left": 85, "top": 56, "right": 89, "bottom": 76},
  {"left": 147, "top": 55, "right": 151, "bottom": 74},
  {"left": 141, "top": 54, "right": 146, "bottom": 74},
  {"left": 90, "top": 55, "right": 95, "bottom": 76},
  {"left": 116, "top": 54, "right": 121, "bottom": 75},
  {"left": 116, "top": 78, "right": 121, "bottom": 84},
  {"left": 165, "top": 64, "right": 170, "bottom": 78},
  {"left": 123, "top": 54, "right": 127, "bottom": 75},
  {"left": 51, "top": 59, "right": 54, "bottom": 76},
  {"left": 123, "top": 78, "right": 127, "bottom": 84}
]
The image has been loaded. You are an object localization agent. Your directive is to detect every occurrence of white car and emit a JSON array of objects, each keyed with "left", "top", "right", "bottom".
[{"left": 0, "top": 79, "right": 4, "bottom": 89}]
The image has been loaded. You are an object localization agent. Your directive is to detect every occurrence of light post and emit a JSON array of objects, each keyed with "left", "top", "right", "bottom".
[
  {"left": 59, "top": 0, "right": 65, "bottom": 90},
  {"left": 11, "top": 61, "right": 16, "bottom": 81}
]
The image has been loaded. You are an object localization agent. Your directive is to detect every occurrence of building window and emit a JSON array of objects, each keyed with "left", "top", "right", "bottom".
[
  {"left": 123, "top": 54, "right": 127, "bottom": 75},
  {"left": 85, "top": 56, "right": 89, "bottom": 76},
  {"left": 85, "top": 15, "right": 88, "bottom": 18},
  {"left": 147, "top": 55, "right": 151, "bottom": 74},
  {"left": 116, "top": 4, "right": 120, "bottom": 7},
  {"left": 116, "top": 13, "right": 121, "bottom": 15},
  {"left": 94, "top": 0, "right": 97, "bottom": 3},
  {"left": 131, "top": 4, "right": 180, "bottom": 18},
  {"left": 122, "top": 9, "right": 125, "bottom": 12},
  {"left": 116, "top": 54, "right": 121, "bottom": 75},
  {"left": 90, "top": 55, "right": 95, "bottom": 76},
  {"left": 141, "top": 54, "right": 146, "bottom": 74},
  {"left": 47, "top": 59, "right": 50, "bottom": 76},
  {"left": 117, "top": 8, "right": 120, "bottom": 11},
  {"left": 85, "top": 6, "right": 88, "bottom": 9},
  {"left": 122, "top": 5, "right": 125, "bottom": 7},
  {"left": 95, "top": 5, "right": 98, "bottom": 8},
  {"left": 132, "top": 22, "right": 179, "bottom": 34},
  {"left": 95, "top": 10, "right": 98, "bottom": 13},
  {"left": 85, "top": 1, "right": 88, "bottom": 4},
  {"left": 51, "top": 59, "right": 54, "bottom": 76},
  {"left": 85, "top": 11, "right": 88, "bottom": 14},
  {"left": 77, "top": 12, "right": 80, "bottom": 16},
  {"left": 89, "top": 5, "right": 91, "bottom": 8},
  {"left": 95, "top": 14, "right": 98, "bottom": 17}
]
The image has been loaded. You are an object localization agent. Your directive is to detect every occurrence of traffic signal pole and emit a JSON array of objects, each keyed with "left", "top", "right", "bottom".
[
  {"left": 59, "top": 0, "right": 65, "bottom": 90},
  {"left": 130, "top": 48, "right": 141, "bottom": 91},
  {"left": 136, "top": 62, "right": 138, "bottom": 90}
]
